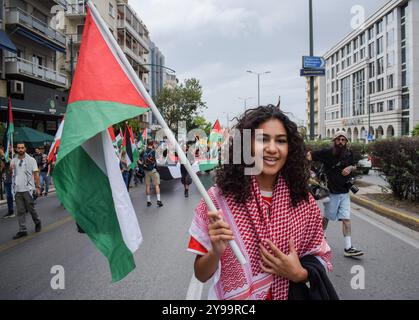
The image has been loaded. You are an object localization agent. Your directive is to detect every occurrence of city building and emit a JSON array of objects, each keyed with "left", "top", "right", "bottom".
[
  {"left": 322, "top": 0, "right": 419, "bottom": 141},
  {"left": 306, "top": 76, "right": 326, "bottom": 139},
  {"left": 149, "top": 41, "right": 165, "bottom": 99},
  {"left": 0, "top": 0, "right": 69, "bottom": 136}
]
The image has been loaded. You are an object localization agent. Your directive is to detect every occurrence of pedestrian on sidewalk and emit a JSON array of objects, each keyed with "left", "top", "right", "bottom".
[
  {"left": 1, "top": 147, "right": 15, "bottom": 219},
  {"left": 10, "top": 143, "right": 41, "bottom": 240},
  {"left": 188, "top": 106, "right": 333, "bottom": 300},
  {"left": 307, "top": 131, "right": 364, "bottom": 258},
  {"left": 141, "top": 140, "right": 163, "bottom": 207}
]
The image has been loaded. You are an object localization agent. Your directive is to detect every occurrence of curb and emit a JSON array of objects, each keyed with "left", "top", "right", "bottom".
[{"left": 351, "top": 194, "right": 419, "bottom": 232}]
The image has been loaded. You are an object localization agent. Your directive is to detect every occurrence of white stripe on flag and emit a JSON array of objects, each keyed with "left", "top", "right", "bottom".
[{"left": 81, "top": 132, "right": 142, "bottom": 254}]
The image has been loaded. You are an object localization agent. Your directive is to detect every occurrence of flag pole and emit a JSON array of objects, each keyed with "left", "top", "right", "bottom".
[{"left": 87, "top": 1, "right": 246, "bottom": 265}]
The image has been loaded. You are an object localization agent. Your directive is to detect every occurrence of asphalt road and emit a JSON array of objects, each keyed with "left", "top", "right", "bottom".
[{"left": 0, "top": 173, "right": 418, "bottom": 300}]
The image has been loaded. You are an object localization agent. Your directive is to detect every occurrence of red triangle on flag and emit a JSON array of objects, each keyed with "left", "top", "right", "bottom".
[{"left": 68, "top": 8, "right": 147, "bottom": 109}]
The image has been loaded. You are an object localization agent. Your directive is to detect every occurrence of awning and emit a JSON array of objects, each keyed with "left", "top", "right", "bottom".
[
  {"left": 0, "top": 30, "right": 17, "bottom": 53},
  {"left": 16, "top": 28, "right": 66, "bottom": 53}
]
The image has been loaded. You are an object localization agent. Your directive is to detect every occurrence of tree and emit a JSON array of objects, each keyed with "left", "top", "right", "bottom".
[
  {"left": 191, "top": 116, "right": 212, "bottom": 136},
  {"left": 154, "top": 78, "right": 207, "bottom": 134},
  {"left": 412, "top": 124, "right": 419, "bottom": 137}
]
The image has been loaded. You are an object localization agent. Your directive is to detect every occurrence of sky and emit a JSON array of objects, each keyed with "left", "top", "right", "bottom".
[{"left": 130, "top": 0, "right": 388, "bottom": 127}]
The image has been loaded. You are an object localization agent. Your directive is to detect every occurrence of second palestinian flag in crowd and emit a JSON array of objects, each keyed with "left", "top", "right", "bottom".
[
  {"left": 53, "top": 4, "right": 149, "bottom": 282},
  {"left": 3, "top": 97, "right": 14, "bottom": 162},
  {"left": 122, "top": 124, "right": 138, "bottom": 170}
]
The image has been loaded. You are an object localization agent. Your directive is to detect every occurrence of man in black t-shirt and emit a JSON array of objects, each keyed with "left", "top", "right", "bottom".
[{"left": 308, "top": 132, "right": 364, "bottom": 258}]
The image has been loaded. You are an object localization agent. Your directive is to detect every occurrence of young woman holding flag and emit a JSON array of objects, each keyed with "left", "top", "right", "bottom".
[{"left": 187, "top": 105, "right": 333, "bottom": 300}]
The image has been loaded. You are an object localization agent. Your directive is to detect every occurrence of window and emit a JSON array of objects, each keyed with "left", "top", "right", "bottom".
[
  {"left": 368, "top": 26, "right": 374, "bottom": 40},
  {"left": 360, "top": 48, "right": 365, "bottom": 60},
  {"left": 387, "top": 100, "right": 394, "bottom": 111},
  {"left": 387, "top": 11, "right": 394, "bottom": 25},
  {"left": 376, "top": 19, "right": 383, "bottom": 35},
  {"left": 369, "top": 103, "right": 375, "bottom": 114},
  {"left": 377, "top": 58, "right": 384, "bottom": 75},
  {"left": 369, "top": 62, "right": 375, "bottom": 78},
  {"left": 369, "top": 81, "right": 375, "bottom": 94},
  {"left": 346, "top": 56, "right": 351, "bottom": 67},
  {"left": 353, "top": 69, "right": 365, "bottom": 116},
  {"left": 387, "top": 74, "right": 394, "bottom": 89},
  {"left": 402, "top": 94, "right": 409, "bottom": 110},
  {"left": 377, "top": 102, "right": 384, "bottom": 112},
  {"left": 360, "top": 33, "right": 366, "bottom": 46},
  {"left": 109, "top": 3, "right": 115, "bottom": 18},
  {"left": 353, "top": 38, "right": 358, "bottom": 50},
  {"left": 377, "top": 37, "right": 383, "bottom": 55},
  {"left": 341, "top": 76, "right": 351, "bottom": 118},
  {"left": 369, "top": 42, "right": 375, "bottom": 58},
  {"left": 346, "top": 43, "right": 351, "bottom": 55},
  {"left": 402, "top": 70, "right": 408, "bottom": 87},
  {"left": 353, "top": 52, "right": 358, "bottom": 63},
  {"left": 377, "top": 78, "right": 384, "bottom": 92}
]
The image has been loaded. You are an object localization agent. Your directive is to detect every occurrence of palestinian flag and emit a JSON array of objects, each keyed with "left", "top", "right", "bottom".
[
  {"left": 123, "top": 125, "right": 138, "bottom": 170},
  {"left": 48, "top": 118, "right": 64, "bottom": 163},
  {"left": 107, "top": 126, "right": 120, "bottom": 155},
  {"left": 200, "top": 120, "right": 223, "bottom": 172},
  {"left": 53, "top": 5, "right": 149, "bottom": 282},
  {"left": 3, "top": 97, "right": 14, "bottom": 163},
  {"left": 115, "top": 127, "right": 123, "bottom": 148},
  {"left": 137, "top": 128, "right": 147, "bottom": 151}
]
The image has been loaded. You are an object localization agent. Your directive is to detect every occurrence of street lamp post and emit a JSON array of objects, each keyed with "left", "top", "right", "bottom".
[
  {"left": 247, "top": 70, "right": 271, "bottom": 106},
  {"left": 309, "top": 0, "right": 315, "bottom": 141},
  {"left": 238, "top": 97, "right": 253, "bottom": 111}
]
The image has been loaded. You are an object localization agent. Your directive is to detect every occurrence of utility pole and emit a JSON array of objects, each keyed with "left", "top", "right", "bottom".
[{"left": 309, "top": 0, "right": 315, "bottom": 141}]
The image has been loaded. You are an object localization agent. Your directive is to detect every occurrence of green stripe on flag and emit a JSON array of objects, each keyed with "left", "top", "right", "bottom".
[
  {"left": 54, "top": 145, "right": 135, "bottom": 282},
  {"left": 58, "top": 101, "right": 148, "bottom": 162}
]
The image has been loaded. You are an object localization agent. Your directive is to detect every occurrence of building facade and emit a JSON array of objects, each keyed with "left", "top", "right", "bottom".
[
  {"left": 323, "top": 0, "right": 419, "bottom": 141},
  {"left": 0, "top": 0, "right": 69, "bottom": 136},
  {"left": 149, "top": 41, "right": 165, "bottom": 99},
  {"left": 306, "top": 76, "right": 326, "bottom": 139}
]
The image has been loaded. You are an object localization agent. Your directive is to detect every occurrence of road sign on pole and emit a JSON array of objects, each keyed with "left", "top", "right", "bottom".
[
  {"left": 300, "top": 68, "right": 325, "bottom": 77},
  {"left": 302, "top": 56, "right": 325, "bottom": 69}
]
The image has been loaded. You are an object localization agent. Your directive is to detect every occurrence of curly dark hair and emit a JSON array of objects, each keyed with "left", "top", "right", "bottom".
[{"left": 215, "top": 105, "right": 310, "bottom": 207}]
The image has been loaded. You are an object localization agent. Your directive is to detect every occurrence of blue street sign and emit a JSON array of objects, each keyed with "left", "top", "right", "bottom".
[
  {"left": 302, "top": 56, "right": 326, "bottom": 69},
  {"left": 300, "top": 68, "right": 325, "bottom": 77}
]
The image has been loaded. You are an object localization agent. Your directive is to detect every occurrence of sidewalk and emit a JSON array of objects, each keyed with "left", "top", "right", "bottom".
[{"left": 351, "top": 181, "right": 419, "bottom": 232}]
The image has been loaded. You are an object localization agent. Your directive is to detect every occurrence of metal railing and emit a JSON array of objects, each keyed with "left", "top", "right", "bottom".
[
  {"left": 5, "top": 56, "right": 68, "bottom": 87},
  {"left": 6, "top": 7, "right": 66, "bottom": 47},
  {"left": 65, "top": 3, "right": 87, "bottom": 16}
]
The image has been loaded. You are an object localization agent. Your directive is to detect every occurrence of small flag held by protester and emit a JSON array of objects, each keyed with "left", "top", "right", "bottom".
[
  {"left": 48, "top": 118, "right": 64, "bottom": 164},
  {"left": 3, "top": 97, "right": 14, "bottom": 163}
]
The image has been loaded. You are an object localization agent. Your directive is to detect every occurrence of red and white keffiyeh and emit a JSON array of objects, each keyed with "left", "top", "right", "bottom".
[{"left": 188, "top": 175, "right": 332, "bottom": 300}]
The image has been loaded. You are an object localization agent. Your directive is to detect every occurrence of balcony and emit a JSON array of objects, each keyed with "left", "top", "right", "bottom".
[
  {"left": 117, "top": 19, "right": 150, "bottom": 54},
  {"left": 5, "top": 7, "right": 66, "bottom": 49},
  {"left": 53, "top": 0, "right": 67, "bottom": 8},
  {"left": 68, "top": 33, "right": 83, "bottom": 45},
  {"left": 5, "top": 57, "right": 68, "bottom": 88},
  {"left": 65, "top": 3, "right": 87, "bottom": 19}
]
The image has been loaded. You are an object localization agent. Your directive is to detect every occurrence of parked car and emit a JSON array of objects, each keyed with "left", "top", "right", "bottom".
[{"left": 357, "top": 155, "right": 372, "bottom": 175}]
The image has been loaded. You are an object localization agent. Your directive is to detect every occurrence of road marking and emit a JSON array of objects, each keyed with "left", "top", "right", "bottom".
[
  {"left": 186, "top": 274, "right": 204, "bottom": 300},
  {"left": 353, "top": 210, "right": 419, "bottom": 250},
  {"left": 0, "top": 216, "right": 74, "bottom": 254}
]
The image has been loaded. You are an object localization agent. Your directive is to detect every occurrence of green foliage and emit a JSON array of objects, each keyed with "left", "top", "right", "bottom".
[
  {"left": 412, "top": 124, "right": 419, "bottom": 137},
  {"left": 368, "top": 137, "right": 419, "bottom": 202},
  {"left": 154, "top": 78, "right": 207, "bottom": 133},
  {"left": 191, "top": 116, "right": 213, "bottom": 136}
]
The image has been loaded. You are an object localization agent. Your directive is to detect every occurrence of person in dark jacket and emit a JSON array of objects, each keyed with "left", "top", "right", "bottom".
[{"left": 307, "top": 132, "right": 364, "bottom": 258}]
